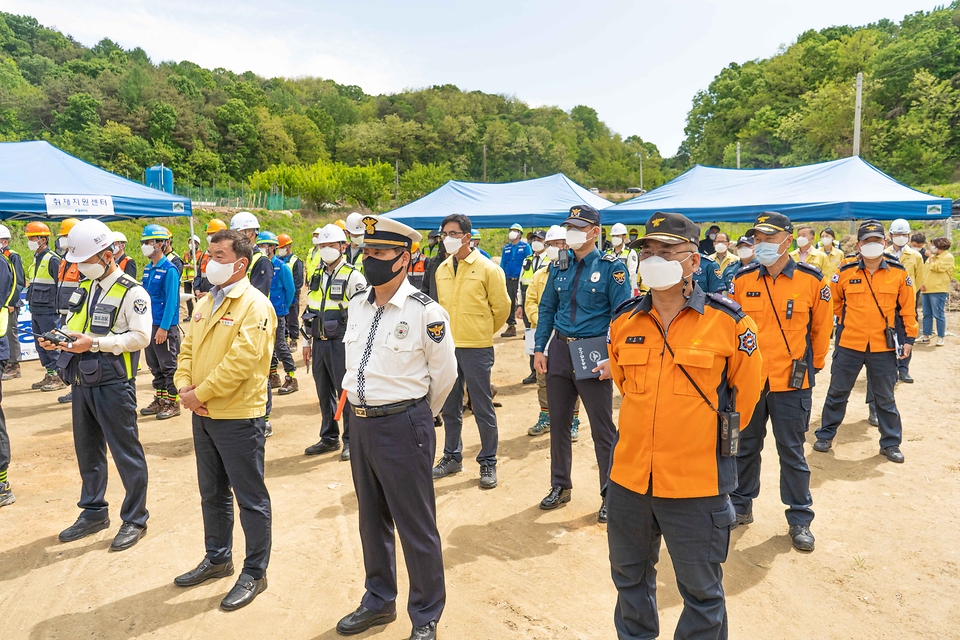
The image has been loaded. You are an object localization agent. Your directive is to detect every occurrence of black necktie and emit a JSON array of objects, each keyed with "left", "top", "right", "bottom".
[{"left": 569, "top": 259, "right": 585, "bottom": 325}]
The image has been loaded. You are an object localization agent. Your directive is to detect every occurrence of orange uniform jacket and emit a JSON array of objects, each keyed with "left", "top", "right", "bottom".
[
  {"left": 608, "top": 287, "right": 764, "bottom": 499},
  {"left": 731, "top": 260, "right": 832, "bottom": 391},
  {"left": 831, "top": 258, "right": 918, "bottom": 352}
]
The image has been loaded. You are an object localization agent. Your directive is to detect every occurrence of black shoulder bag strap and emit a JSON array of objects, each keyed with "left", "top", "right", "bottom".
[
  {"left": 651, "top": 317, "right": 719, "bottom": 413},
  {"left": 862, "top": 271, "right": 890, "bottom": 328}
]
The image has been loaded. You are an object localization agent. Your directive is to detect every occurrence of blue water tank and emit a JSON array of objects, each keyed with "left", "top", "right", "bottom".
[{"left": 145, "top": 165, "right": 174, "bottom": 193}]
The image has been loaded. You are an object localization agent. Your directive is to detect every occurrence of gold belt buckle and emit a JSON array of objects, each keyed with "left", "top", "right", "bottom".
[{"left": 354, "top": 406, "right": 367, "bottom": 417}]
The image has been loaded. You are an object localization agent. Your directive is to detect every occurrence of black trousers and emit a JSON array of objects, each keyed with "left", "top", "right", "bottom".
[
  {"left": 607, "top": 481, "right": 734, "bottom": 640},
  {"left": 505, "top": 278, "right": 520, "bottom": 327},
  {"left": 285, "top": 292, "right": 300, "bottom": 341},
  {"left": 184, "top": 281, "right": 194, "bottom": 317},
  {"left": 0, "top": 380, "right": 8, "bottom": 473},
  {"left": 351, "top": 399, "right": 445, "bottom": 627},
  {"left": 271, "top": 317, "right": 295, "bottom": 374},
  {"left": 519, "top": 283, "right": 530, "bottom": 328},
  {"left": 192, "top": 414, "right": 271, "bottom": 579},
  {"left": 71, "top": 380, "right": 149, "bottom": 526},
  {"left": 144, "top": 325, "right": 181, "bottom": 396},
  {"left": 312, "top": 337, "right": 349, "bottom": 445},
  {"left": 32, "top": 313, "right": 58, "bottom": 370},
  {"left": 732, "top": 388, "right": 814, "bottom": 526},
  {"left": 546, "top": 337, "right": 617, "bottom": 494},
  {"left": 5, "top": 311, "right": 20, "bottom": 363},
  {"left": 817, "top": 346, "right": 902, "bottom": 449}
]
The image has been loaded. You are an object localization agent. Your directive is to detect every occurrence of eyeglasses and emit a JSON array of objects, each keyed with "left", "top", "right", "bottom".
[
  {"left": 440, "top": 231, "right": 466, "bottom": 239},
  {"left": 638, "top": 249, "right": 694, "bottom": 260}
]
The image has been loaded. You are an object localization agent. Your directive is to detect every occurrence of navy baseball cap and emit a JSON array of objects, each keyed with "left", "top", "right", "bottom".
[
  {"left": 564, "top": 204, "right": 601, "bottom": 228},
  {"left": 857, "top": 220, "right": 886, "bottom": 241},
  {"left": 630, "top": 211, "right": 700, "bottom": 249},
  {"left": 746, "top": 211, "right": 793, "bottom": 237}
]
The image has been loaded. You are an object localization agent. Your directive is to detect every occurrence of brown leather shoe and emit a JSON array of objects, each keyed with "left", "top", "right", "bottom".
[
  {"left": 140, "top": 396, "right": 162, "bottom": 416},
  {"left": 41, "top": 375, "right": 67, "bottom": 392},
  {"left": 278, "top": 376, "right": 298, "bottom": 395},
  {"left": 2, "top": 363, "right": 21, "bottom": 380},
  {"left": 32, "top": 373, "right": 52, "bottom": 390},
  {"left": 157, "top": 398, "right": 181, "bottom": 420},
  {"left": 269, "top": 372, "right": 282, "bottom": 389}
]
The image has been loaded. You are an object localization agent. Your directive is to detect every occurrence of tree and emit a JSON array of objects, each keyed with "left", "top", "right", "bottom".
[{"left": 53, "top": 93, "right": 102, "bottom": 134}]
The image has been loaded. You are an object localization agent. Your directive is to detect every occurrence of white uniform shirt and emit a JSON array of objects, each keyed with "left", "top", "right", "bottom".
[
  {"left": 342, "top": 279, "right": 457, "bottom": 415},
  {"left": 84, "top": 268, "right": 152, "bottom": 355}
]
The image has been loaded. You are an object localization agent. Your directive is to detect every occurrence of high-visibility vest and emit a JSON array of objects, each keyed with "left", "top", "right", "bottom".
[
  {"left": 57, "top": 259, "right": 82, "bottom": 315},
  {"left": 31, "top": 251, "right": 56, "bottom": 286},
  {"left": 247, "top": 251, "right": 265, "bottom": 278},
  {"left": 0, "top": 253, "right": 14, "bottom": 335},
  {"left": 520, "top": 253, "right": 545, "bottom": 286},
  {"left": 306, "top": 247, "right": 323, "bottom": 283},
  {"left": 182, "top": 250, "right": 198, "bottom": 281},
  {"left": 65, "top": 275, "right": 140, "bottom": 381},
  {"left": 306, "top": 261, "right": 360, "bottom": 339}
]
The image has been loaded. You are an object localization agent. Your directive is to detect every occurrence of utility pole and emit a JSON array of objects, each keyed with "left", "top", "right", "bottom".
[
  {"left": 736, "top": 142, "right": 741, "bottom": 169},
  {"left": 853, "top": 72, "right": 863, "bottom": 157},
  {"left": 395, "top": 159, "right": 400, "bottom": 200},
  {"left": 483, "top": 145, "right": 487, "bottom": 182},
  {"left": 636, "top": 151, "right": 644, "bottom": 191},
  {"left": 523, "top": 162, "right": 527, "bottom": 179}
]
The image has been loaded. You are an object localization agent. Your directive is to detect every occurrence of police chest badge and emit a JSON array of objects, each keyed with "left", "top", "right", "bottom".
[
  {"left": 613, "top": 271, "right": 626, "bottom": 285},
  {"left": 820, "top": 285, "right": 831, "bottom": 302},
  {"left": 738, "top": 328, "right": 758, "bottom": 355},
  {"left": 395, "top": 321, "right": 409, "bottom": 339},
  {"left": 590, "top": 271, "right": 601, "bottom": 283},
  {"left": 426, "top": 321, "right": 445, "bottom": 343},
  {"left": 133, "top": 299, "right": 148, "bottom": 315}
]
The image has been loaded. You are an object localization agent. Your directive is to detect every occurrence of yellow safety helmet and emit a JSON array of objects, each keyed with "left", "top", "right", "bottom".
[
  {"left": 334, "top": 219, "right": 347, "bottom": 230},
  {"left": 59, "top": 218, "right": 81, "bottom": 237}
]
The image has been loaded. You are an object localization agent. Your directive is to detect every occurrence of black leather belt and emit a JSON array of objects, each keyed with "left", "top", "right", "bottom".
[
  {"left": 555, "top": 334, "right": 597, "bottom": 343},
  {"left": 353, "top": 397, "right": 425, "bottom": 418}
]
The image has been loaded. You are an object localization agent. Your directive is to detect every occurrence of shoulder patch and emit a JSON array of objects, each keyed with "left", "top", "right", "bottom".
[
  {"left": 409, "top": 291, "right": 433, "bottom": 306},
  {"left": 705, "top": 292, "right": 746, "bottom": 320},
  {"left": 612, "top": 271, "right": 626, "bottom": 285},
  {"left": 905, "top": 276, "right": 914, "bottom": 287},
  {"left": 820, "top": 285, "right": 831, "bottom": 302},
  {"left": 796, "top": 262, "right": 823, "bottom": 279},
  {"left": 831, "top": 272, "right": 840, "bottom": 283},
  {"left": 600, "top": 253, "right": 618, "bottom": 263},
  {"left": 737, "top": 328, "right": 758, "bottom": 355},
  {"left": 133, "top": 299, "right": 148, "bottom": 315},
  {"left": 426, "top": 321, "right": 445, "bottom": 343}
]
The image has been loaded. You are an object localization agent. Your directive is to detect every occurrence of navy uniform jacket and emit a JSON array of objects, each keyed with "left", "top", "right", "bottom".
[
  {"left": 0, "top": 255, "right": 12, "bottom": 360},
  {"left": 535, "top": 247, "right": 631, "bottom": 351},
  {"left": 248, "top": 248, "right": 273, "bottom": 298},
  {"left": 692, "top": 253, "right": 726, "bottom": 294}
]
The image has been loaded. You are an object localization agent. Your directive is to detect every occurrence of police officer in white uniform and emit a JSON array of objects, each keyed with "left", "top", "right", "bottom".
[
  {"left": 336, "top": 215, "right": 457, "bottom": 640},
  {"left": 40, "top": 219, "right": 152, "bottom": 551}
]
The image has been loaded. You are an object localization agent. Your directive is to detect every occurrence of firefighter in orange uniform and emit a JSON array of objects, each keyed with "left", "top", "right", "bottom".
[
  {"left": 814, "top": 220, "right": 918, "bottom": 463},
  {"left": 729, "top": 212, "right": 833, "bottom": 553},
  {"left": 606, "top": 212, "right": 763, "bottom": 640}
]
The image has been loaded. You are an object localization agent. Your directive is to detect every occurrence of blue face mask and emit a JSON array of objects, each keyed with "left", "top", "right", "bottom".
[{"left": 754, "top": 242, "right": 783, "bottom": 266}]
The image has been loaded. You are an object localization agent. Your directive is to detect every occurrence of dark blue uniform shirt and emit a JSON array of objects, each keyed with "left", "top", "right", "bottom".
[{"left": 692, "top": 253, "right": 726, "bottom": 294}]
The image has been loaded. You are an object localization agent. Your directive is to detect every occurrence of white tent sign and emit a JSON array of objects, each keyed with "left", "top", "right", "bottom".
[{"left": 44, "top": 194, "right": 115, "bottom": 216}]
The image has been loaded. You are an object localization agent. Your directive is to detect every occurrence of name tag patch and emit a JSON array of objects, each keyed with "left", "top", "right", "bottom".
[
  {"left": 626, "top": 336, "right": 645, "bottom": 344},
  {"left": 330, "top": 283, "right": 343, "bottom": 296},
  {"left": 220, "top": 318, "right": 234, "bottom": 327},
  {"left": 849, "top": 279, "right": 862, "bottom": 284},
  {"left": 746, "top": 291, "right": 761, "bottom": 297},
  {"left": 92, "top": 312, "right": 111, "bottom": 326}
]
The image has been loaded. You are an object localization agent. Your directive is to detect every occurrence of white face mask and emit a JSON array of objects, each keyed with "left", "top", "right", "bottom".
[
  {"left": 508, "top": 231, "right": 520, "bottom": 241},
  {"left": 277, "top": 247, "right": 289, "bottom": 257},
  {"left": 796, "top": 236, "right": 810, "bottom": 248},
  {"left": 141, "top": 243, "right": 156, "bottom": 258},
  {"left": 929, "top": 246, "right": 939, "bottom": 255},
  {"left": 207, "top": 235, "right": 213, "bottom": 244},
  {"left": 821, "top": 236, "right": 833, "bottom": 247},
  {"left": 714, "top": 243, "right": 727, "bottom": 254},
  {"left": 565, "top": 229, "right": 588, "bottom": 250},
  {"left": 312, "top": 235, "right": 322, "bottom": 246},
  {"left": 754, "top": 241, "right": 784, "bottom": 266},
  {"left": 78, "top": 260, "right": 106, "bottom": 280},
  {"left": 27, "top": 240, "right": 40, "bottom": 252},
  {"left": 708, "top": 233, "right": 718, "bottom": 241},
  {"left": 206, "top": 258, "right": 241, "bottom": 286},
  {"left": 737, "top": 247, "right": 754, "bottom": 260},
  {"left": 891, "top": 235, "right": 908, "bottom": 247},
  {"left": 443, "top": 236, "right": 465, "bottom": 255},
  {"left": 531, "top": 241, "right": 545, "bottom": 253},
  {"left": 611, "top": 236, "right": 624, "bottom": 247},
  {"left": 545, "top": 246, "right": 561, "bottom": 262},
  {"left": 859, "top": 242, "right": 885, "bottom": 259},
  {"left": 319, "top": 247, "right": 341, "bottom": 264},
  {"left": 350, "top": 234, "right": 363, "bottom": 246},
  {"left": 639, "top": 255, "right": 687, "bottom": 291}
]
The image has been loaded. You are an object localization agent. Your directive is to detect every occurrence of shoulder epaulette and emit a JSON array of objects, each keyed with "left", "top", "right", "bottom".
[
  {"left": 734, "top": 262, "right": 760, "bottom": 279},
  {"left": 796, "top": 262, "right": 823, "bottom": 278},
  {"left": 409, "top": 291, "right": 433, "bottom": 306},
  {"left": 613, "top": 294, "right": 645, "bottom": 317},
  {"left": 116, "top": 273, "right": 138, "bottom": 289},
  {"left": 600, "top": 253, "right": 617, "bottom": 263},
  {"left": 839, "top": 261, "right": 860, "bottom": 272},
  {"left": 349, "top": 286, "right": 368, "bottom": 300},
  {"left": 705, "top": 292, "right": 746, "bottom": 320},
  {"left": 887, "top": 260, "right": 906, "bottom": 271}
]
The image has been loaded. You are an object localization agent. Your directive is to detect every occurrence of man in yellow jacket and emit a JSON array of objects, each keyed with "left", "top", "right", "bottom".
[
  {"left": 174, "top": 229, "right": 277, "bottom": 612},
  {"left": 432, "top": 213, "right": 510, "bottom": 489}
]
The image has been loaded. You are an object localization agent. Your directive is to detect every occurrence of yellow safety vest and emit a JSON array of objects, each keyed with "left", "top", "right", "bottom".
[
  {"left": 65, "top": 275, "right": 139, "bottom": 380},
  {"left": 306, "top": 248, "right": 323, "bottom": 283},
  {"left": 246, "top": 251, "right": 265, "bottom": 279},
  {"left": 0, "top": 254, "right": 14, "bottom": 335},
  {"left": 31, "top": 251, "right": 56, "bottom": 285},
  {"left": 520, "top": 253, "right": 544, "bottom": 286}
]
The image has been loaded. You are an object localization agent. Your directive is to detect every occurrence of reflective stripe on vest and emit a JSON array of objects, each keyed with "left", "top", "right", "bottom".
[
  {"left": 246, "top": 251, "right": 265, "bottom": 279},
  {"left": 0, "top": 253, "right": 14, "bottom": 335},
  {"left": 31, "top": 252, "right": 56, "bottom": 285},
  {"left": 617, "top": 249, "right": 630, "bottom": 265},
  {"left": 66, "top": 275, "right": 138, "bottom": 379}
]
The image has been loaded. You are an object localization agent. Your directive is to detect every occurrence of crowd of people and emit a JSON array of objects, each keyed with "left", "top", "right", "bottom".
[{"left": 0, "top": 205, "right": 955, "bottom": 640}]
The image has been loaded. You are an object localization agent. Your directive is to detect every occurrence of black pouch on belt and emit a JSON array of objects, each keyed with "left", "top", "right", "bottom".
[
  {"left": 884, "top": 326, "right": 897, "bottom": 350},
  {"left": 322, "top": 319, "right": 341, "bottom": 338},
  {"left": 77, "top": 358, "right": 102, "bottom": 386}
]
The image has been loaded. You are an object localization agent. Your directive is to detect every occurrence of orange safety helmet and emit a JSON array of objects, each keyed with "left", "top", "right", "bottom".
[
  {"left": 58, "top": 218, "right": 81, "bottom": 236},
  {"left": 277, "top": 233, "right": 293, "bottom": 248},
  {"left": 334, "top": 219, "right": 346, "bottom": 230},
  {"left": 160, "top": 226, "right": 172, "bottom": 239},
  {"left": 206, "top": 218, "right": 227, "bottom": 234},
  {"left": 25, "top": 221, "right": 51, "bottom": 237}
]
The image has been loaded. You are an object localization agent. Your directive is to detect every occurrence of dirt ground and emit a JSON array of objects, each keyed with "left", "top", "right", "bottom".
[{"left": 1, "top": 313, "right": 959, "bottom": 640}]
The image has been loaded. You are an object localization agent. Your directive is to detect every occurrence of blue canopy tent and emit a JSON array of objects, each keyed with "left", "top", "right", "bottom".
[
  {"left": 605, "top": 157, "right": 951, "bottom": 223},
  {"left": 382, "top": 173, "right": 613, "bottom": 230},
  {"left": 0, "top": 141, "right": 192, "bottom": 221}
]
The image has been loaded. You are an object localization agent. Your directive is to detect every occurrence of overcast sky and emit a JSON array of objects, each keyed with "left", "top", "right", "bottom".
[{"left": 0, "top": 0, "right": 946, "bottom": 156}]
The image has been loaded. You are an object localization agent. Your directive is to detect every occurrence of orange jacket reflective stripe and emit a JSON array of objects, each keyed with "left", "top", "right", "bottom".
[
  {"left": 608, "top": 287, "right": 764, "bottom": 499},
  {"left": 731, "top": 260, "right": 833, "bottom": 391},
  {"left": 831, "top": 258, "right": 918, "bottom": 352}
]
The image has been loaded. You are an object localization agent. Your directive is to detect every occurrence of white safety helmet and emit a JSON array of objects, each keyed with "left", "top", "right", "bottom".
[
  {"left": 230, "top": 211, "right": 260, "bottom": 231},
  {"left": 313, "top": 227, "right": 324, "bottom": 236},
  {"left": 318, "top": 223, "right": 347, "bottom": 244},
  {"left": 0, "top": 224, "right": 10, "bottom": 240},
  {"left": 190, "top": 234, "right": 201, "bottom": 243},
  {"left": 889, "top": 219, "right": 911, "bottom": 235},
  {"left": 610, "top": 222, "right": 628, "bottom": 236},
  {"left": 111, "top": 231, "right": 127, "bottom": 244},
  {"left": 544, "top": 225, "right": 566, "bottom": 242},
  {"left": 344, "top": 212, "right": 365, "bottom": 235},
  {"left": 66, "top": 219, "right": 114, "bottom": 263}
]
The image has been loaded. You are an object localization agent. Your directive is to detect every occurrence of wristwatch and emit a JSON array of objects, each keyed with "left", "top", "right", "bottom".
[{"left": 91, "top": 338, "right": 100, "bottom": 353}]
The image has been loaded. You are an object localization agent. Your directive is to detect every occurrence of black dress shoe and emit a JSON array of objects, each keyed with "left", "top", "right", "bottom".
[
  {"left": 340, "top": 444, "right": 351, "bottom": 461},
  {"left": 521, "top": 372, "right": 537, "bottom": 385},
  {"left": 410, "top": 621, "right": 437, "bottom": 640},
  {"left": 305, "top": 440, "right": 340, "bottom": 456},
  {"left": 174, "top": 558, "right": 235, "bottom": 587},
  {"left": 880, "top": 446, "right": 905, "bottom": 463},
  {"left": 110, "top": 522, "right": 146, "bottom": 551},
  {"left": 220, "top": 573, "right": 267, "bottom": 611},
  {"left": 59, "top": 516, "right": 110, "bottom": 542},
  {"left": 813, "top": 439, "right": 832, "bottom": 453},
  {"left": 539, "top": 486, "right": 572, "bottom": 510},
  {"left": 868, "top": 411, "right": 879, "bottom": 427},
  {"left": 789, "top": 524, "right": 815, "bottom": 552},
  {"left": 597, "top": 499, "right": 608, "bottom": 523},
  {"left": 336, "top": 604, "right": 398, "bottom": 635},
  {"left": 898, "top": 371, "right": 914, "bottom": 383}
]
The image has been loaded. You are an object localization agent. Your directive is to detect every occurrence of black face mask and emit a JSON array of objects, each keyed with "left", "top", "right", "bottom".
[{"left": 364, "top": 252, "right": 406, "bottom": 286}]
